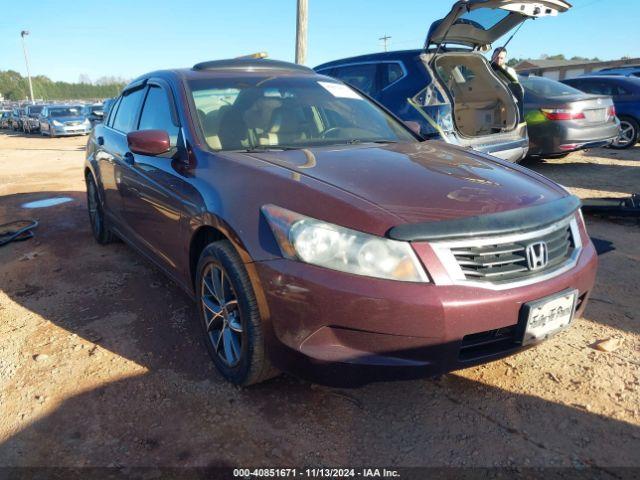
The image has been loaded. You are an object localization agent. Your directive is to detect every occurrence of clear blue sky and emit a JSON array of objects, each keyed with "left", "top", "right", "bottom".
[{"left": 1, "top": 0, "right": 637, "bottom": 83}]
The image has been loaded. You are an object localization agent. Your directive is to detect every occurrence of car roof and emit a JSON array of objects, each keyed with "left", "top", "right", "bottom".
[
  {"left": 599, "top": 66, "right": 640, "bottom": 71},
  {"left": 314, "top": 49, "right": 423, "bottom": 71},
  {"left": 124, "top": 58, "right": 318, "bottom": 91}
]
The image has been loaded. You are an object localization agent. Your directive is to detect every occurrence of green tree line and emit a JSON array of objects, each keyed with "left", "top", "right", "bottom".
[{"left": 0, "top": 70, "right": 125, "bottom": 101}]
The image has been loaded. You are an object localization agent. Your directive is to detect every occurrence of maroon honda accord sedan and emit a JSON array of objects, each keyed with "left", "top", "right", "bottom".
[{"left": 84, "top": 58, "right": 597, "bottom": 385}]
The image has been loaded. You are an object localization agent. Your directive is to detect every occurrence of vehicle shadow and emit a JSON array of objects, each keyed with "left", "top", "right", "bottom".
[{"left": 1, "top": 190, "right": 639, "bottom": 467}]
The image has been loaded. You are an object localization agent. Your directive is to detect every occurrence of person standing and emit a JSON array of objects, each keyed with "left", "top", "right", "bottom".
[{"left": 491, "top": 47, "right": 519, "bottom": 83}]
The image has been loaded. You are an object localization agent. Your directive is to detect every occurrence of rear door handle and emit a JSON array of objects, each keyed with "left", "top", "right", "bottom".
[{"left": 123, "top": 152, "right": 135, "bottom": 165}]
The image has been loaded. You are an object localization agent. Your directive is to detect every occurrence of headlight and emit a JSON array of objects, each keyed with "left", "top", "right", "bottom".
[
  {"left": 52, "top": 120, "right": 63, "bottom": 127},
  {"left": 262, "top": 204, "right": 429, "bottom": 282},
  {"left": 83, "top": 118, "right": 91, "bottom": 125}
]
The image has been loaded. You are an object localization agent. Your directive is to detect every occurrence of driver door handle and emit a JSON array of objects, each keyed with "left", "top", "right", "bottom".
[{"left": 123, "top": 152, "right": 135, "bottom": 166}]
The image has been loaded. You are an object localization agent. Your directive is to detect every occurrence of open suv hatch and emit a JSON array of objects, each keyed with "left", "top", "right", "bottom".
[{"left": 316, "top": 0, "right": 572, "bottom": 162}]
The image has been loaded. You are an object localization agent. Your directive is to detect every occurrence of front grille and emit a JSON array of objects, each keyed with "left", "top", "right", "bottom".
[
  {"left": 445, "top": 219, "right": 578, "bottom": 285},
  {"left": 65, "top": 121, "right": 81, "bottom": 126}
]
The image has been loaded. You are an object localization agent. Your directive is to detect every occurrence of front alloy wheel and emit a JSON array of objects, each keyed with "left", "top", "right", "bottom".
[
  {"left": 201, "top": 263, "right": 243, "bottom": 367},
  {"left": 196, "top": 240, "right": 277, "bottom": 385}
]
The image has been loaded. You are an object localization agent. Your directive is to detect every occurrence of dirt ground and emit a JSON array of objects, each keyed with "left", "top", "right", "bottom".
[{"left": 0, "top": 130, "right": 639, "bottom": 469}]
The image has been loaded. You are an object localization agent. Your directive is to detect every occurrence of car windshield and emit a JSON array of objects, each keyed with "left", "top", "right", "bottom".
[
  {"left": 28, "top": 106, "right": 44, "bottom": 114},
  {"left": 520, "top": 75, "right": 584, "bottom": 97},
  {"left": 189, "top": 76, "right": 416, "bottom": 151},
  {"left": 49, "top": 107, "right": 83, "bottom": 117}
]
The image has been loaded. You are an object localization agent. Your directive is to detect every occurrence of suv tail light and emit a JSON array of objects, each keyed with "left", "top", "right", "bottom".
[{"left": 540, "top": 108, "right": 585, "bottom": 121}]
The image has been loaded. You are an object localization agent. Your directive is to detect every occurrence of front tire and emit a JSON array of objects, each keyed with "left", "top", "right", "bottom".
[
  {"left": 611, "top": 116, "right": 639, "bottom": 149},
  {"left": 86, "top": 174, "right": 115, "bottom": 244},
  {"left": 196, "top": 240, "right": 277, "bottom": 386}
]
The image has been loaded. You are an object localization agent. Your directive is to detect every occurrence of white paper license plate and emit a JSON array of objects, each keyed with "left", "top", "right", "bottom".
[{"left": 522, "top": 290, "right": 578, "bottom": 345}]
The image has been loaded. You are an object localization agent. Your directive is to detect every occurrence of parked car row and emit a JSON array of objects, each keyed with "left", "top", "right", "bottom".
[{"left": 0, "top": 102, "right": 106, "bottom": 137}]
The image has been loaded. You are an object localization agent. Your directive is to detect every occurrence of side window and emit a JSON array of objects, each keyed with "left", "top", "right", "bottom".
[
  {"left": 112, "top": 88, "right": 145, "bottom": 133},
  {"left": 613, "top": 85, "right": 630, "bottom": 96},
  {"left": 139, "top": 86, "right": 179, "bottom": 145},
  {"left": 106, "top": 97, "right": 122, "bottom": 127},
  {"left": 332, "top": 64, "right": 378, "bottom": 96},
  {"left": 577, "top": 82, "right": 608, "bottom": 95},
  {"left": 380, "top": 62, "right": 405, "bottom": 90}
]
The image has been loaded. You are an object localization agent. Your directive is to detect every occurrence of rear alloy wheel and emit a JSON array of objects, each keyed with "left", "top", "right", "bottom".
[
  {"left": 196, "top": 240, "right": 277, "bottom": 386},
  {"left": 611, "top": 116, "right": 639, "bottom": 149},
  {"left": 86, "top": 174, "right": 115, "bottom": 244}
]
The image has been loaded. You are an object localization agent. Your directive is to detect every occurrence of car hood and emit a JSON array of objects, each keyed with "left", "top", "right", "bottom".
[{"left": 241, "top": 141, "right": 567, "bottom": 224}]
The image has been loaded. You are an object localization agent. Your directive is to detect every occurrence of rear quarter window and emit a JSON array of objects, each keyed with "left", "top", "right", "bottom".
[{"left": 380, "top": 62, "right": 405, "bottom": 89}]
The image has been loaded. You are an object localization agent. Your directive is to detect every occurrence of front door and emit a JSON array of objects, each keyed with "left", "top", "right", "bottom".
[{"left": 119, "top": 83, "right": 193, "bottom": 277}]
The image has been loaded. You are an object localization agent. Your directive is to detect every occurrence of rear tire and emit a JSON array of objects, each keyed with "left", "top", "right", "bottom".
[
  {"left": 196, "top": 240, "right": 278, "bottom": 386},
  {"left": 86, "top": 174, "right": 115, "bottom": 244},
  {"left": 610, "top": 116, "right": 639, "bottom": 149}
]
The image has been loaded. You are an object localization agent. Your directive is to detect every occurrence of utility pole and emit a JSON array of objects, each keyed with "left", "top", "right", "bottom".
[
  {"left": 379, "top": 34, "right": 391, "bottom": 52},
  {"left": 295, "top": 0, "right": 308, "bottom": 64},
  {"left": 21, "top": 30, "right": 35, "bottom": 104}
]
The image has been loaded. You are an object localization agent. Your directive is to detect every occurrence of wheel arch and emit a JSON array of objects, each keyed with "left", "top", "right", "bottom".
[{"left": 187, "top": 219, "right": 271, "bottom": 322}]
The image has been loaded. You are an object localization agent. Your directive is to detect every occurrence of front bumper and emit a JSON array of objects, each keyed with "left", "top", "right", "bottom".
[
  {"left": 253, "top": 233, "right": 597, "bottom": 385},
  {"left": 52, "top": 125, "right": 91, "bottom": 135}
]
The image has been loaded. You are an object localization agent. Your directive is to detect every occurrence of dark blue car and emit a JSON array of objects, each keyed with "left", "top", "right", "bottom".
[{"left": 562, "top": 76, "right": 640, "bottom": 149}]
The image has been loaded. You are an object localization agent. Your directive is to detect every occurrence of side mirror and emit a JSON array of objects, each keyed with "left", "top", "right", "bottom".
[
  {"left": 127, "top": 129, "right": 171, "bottom": 156},
  {"left": 404, "top": 121, "right": 422, "bottom": 136}
]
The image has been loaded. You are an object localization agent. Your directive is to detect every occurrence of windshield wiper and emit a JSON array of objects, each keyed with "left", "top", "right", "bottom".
[
  {"left": 343, "top": 139, "right": 398, "bottom": 145},
  {"left": 243, "top": 145, "right": 301, "bottom": 152}
]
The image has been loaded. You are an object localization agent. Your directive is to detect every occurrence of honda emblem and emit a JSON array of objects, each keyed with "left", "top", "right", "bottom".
[{"left": 525, "top": 241, "right": 549, "bottom": 270}]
